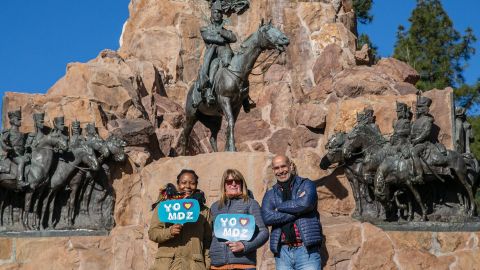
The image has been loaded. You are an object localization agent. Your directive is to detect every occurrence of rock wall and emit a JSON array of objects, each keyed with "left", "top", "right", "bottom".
[{"left": 1, "top": 153, "right": 479, "bottom": 270}]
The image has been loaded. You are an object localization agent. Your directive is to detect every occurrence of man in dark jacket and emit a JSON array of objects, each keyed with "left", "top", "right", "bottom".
[{"left": 262, "top": 155, "right": 322, "bottom": 270}]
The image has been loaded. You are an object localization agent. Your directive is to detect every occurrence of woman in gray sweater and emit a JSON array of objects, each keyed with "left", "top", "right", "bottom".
[{"left": 209, "top": 169, "right": 269, "bottom": 270}]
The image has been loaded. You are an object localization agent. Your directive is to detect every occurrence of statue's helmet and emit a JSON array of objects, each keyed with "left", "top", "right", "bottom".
[
  {"left": 211, "top": 0, "right": 223, "bottom": 12},
  {"left": 71, "top": 120, "right": 81, "bottom": 129},
  {"left": 396, "top": 102, "right": 408, "bottom": 112},
  {"left": 33, "top": 112, "right": 45, "bottom": 122},
  {"left": 416, "top": 96, "right": 432, "bottom": 108},
  {"left": 363, "top": 107, "right": 374, "bottom": 118},
  {"left": 86, "top": 122, "right": 96, "bottom": 134},
  {"left": 455, "top": 106, "right": 466, "bottom": 116},
  {"left": 8, "top": 109, "right": 22, "bottom": 120},
  {"left": 356, "top": 112, "right": 366, "bottom": 122},
  {"left": 53, "top": 116, "right": 65, "bottom": 127}
]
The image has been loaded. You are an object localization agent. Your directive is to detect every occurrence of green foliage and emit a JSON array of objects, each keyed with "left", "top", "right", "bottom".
[
  {"left": 353, "top": 0, "right": 377, "bottom": 60},
  {"left": 467, "top": 115, "right": 480, "bottom": 160},
  {"left": 454, "top": 79, "right": 480, "bottom": 112},
  {"left": 393, "top": 0, "right": 476, "bottom": 91},
  {"left": 353, "top": 0, "right": 374, "bottom": 24}
]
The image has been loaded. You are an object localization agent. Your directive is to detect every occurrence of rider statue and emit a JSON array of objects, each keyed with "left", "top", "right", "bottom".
[
  {"left": 25, "top": 112, "right": 47, "bottom": 154},
  {"left": 69, "top": 120, "right": 84, "bottom": 149},
  {"left": 0, "top": 109, "right": 29, "bottom": 188},
  {"left": 195, "top": 0, "right": 253, "bottom": 112},
  {"left": 51, "top": 116, "right": 68, "bottom": 139},
  {"left": 354, "top": 107, "right": 381, "bottom": 136},
  {"left": 454, "top": 106, "right": 473, "bottom": 155},
  {"left": 390, "top": 102, "right": 412, "bottom": 158},
  {"left": 85, "top": 123, "right": 102, "bottom": 144},
  {"left": 409, "top": 96, "right": 449, "bottom": 183}
]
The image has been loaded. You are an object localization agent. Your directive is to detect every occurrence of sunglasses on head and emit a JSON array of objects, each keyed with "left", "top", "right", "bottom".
[{"left": 225, "top": 178, "right": 243, "bottom": 185}]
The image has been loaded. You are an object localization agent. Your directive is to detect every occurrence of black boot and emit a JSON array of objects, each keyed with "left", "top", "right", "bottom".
[
  {"left": 206, "top": 88, "right": 216, "bottom": 105},
  {"left": 242, "top": 96, "right": 256, "bottom": 113}
]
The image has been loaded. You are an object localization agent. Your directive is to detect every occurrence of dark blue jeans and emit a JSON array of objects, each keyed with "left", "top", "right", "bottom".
[{"left": 275, "top": 245, "right": 322, "bottom": 270}]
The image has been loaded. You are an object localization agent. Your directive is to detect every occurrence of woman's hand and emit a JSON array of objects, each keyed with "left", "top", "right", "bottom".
[
  {"left": 169, "top": 224, "right": 183, "bottom": 236},
  {"left": 226, "top": 241, "right": 245, "bottom": 253}
]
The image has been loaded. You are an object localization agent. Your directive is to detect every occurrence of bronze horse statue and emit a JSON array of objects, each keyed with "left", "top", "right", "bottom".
[
  {"left": 178, "top": 20, "right": 289, "bottom": 154},
  {"left": 44, "top": 142, "right": 99, "bottom": 227},
  {"left": 320, "top": 130, "right": 386, "bottom": 219},
  {"left": 323, "top": 124, "right": 478, "bottom": 221},
  {"left": 0, "top": 134, "right": 68, "bottom": 229}
]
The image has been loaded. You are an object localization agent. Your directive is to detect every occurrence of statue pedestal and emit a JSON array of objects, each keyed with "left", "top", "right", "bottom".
[{"left": 0, "top": 153, "right": 478, "bottom": 269}]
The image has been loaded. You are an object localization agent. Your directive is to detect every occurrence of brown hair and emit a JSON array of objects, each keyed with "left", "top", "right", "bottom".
[{"left": 218, "top": 169, "right": 250, "bottom": 208}]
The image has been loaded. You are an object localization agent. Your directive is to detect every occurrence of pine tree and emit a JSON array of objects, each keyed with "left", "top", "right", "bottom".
[
  {"left": 393, "top": 0, "right": 476, "bottom": 91},
  {"left": 353, "top": 0, "right": 373, "bottom": 24},
  {"left": 353, "top": 0, "right": 377, "bottom": 59},
  {"left": 455, "top": 79, "right": 480, "bottom": 113}
]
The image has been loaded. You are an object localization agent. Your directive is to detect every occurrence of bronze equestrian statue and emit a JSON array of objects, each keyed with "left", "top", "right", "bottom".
[
  {"left": 321, "top": 99, "right": 479, "bottom": 222},
  {"left": 178, "top": 18, "right": 289, "bottom": 154}
]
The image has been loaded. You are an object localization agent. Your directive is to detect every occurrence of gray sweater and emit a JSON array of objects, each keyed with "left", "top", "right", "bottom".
[{"left": 209, "top": 197, "right": 269, "bottom": 267}]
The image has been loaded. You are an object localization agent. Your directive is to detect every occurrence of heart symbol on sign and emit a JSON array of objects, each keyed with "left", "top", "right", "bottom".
[
  {"left": 183, "top": 202, "right": 192, "bottom": 210},
  {"left": 239, "top": 218, "right": 249, "bottom": 226}
]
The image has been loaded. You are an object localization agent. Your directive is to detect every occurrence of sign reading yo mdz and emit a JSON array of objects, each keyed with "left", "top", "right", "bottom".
[
  {"left": 214, "top": 214, "right": 255, "bottom": 242},
  {"left": 158, "top": 199, "right": 200, "bottom": 224}
]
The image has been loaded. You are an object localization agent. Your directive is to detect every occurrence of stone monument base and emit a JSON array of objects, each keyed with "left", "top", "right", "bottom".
[{"left": 0, "top": 153, "right": 478, "bottom": 270}]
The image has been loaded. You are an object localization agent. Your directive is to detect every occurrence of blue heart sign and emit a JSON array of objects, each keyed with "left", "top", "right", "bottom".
[
  {"left": 158, "top": 199, "right": 200, "bottom": 224},
  {"left": 214, "top": 214, "right": 255, "bottom": 241}
]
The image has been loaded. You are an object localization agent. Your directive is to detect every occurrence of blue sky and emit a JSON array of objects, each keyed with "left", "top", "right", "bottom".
[
  {"left": 0, "top": 1, "right": 479, "bottom": 114},
  {"left": 0, "top": 0, "right": 130, "bottom": 94},
  {"left": 359, "top": 0, "right": 480, "bottom": 86}
]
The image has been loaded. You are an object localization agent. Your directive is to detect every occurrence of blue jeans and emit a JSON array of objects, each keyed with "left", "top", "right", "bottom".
[{"left": 275, "top": 245, "right": 322, "bottom": 270}]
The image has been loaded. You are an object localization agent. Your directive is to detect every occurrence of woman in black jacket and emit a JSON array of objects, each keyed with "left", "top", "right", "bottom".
[{"left": 209, "top": 169, "right": 269, "bottom": 270}]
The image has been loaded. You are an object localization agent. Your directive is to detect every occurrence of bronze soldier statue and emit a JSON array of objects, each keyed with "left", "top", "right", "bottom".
[
  {"left": 454, "top": 106, "right": 473, "bottom": 155},
  {"left": 25, "top": 112, "right": 46, "bottom": 154},
  {"left": 198, "top": 0, "right": 237, "bottom": 105},
  {"left": 50, "top": 116, "right": 68, "bottom": 140},
  {"left": 410, "top": 96, "right": 435, "bottom": 184},
  {"left": 391, "top": 102, "right": 412, "bottom": 147},
  {"left": 69, "top": 120, "right": 84, "bottom": 148},
  {"left": 195, "top": 0, "right": 254, "bottom": 112},
  {"left": 363, "top": 107, "right": 381, "bottom": 135},
  {"left": 85, "top": 123, "right": 101, "bottom": 143},
  {"left": 0, "top": 109, "right": 28, "bottom": 188}
]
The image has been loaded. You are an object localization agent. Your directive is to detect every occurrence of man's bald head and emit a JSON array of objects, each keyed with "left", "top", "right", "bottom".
[
  {"left": 272, "top": 155, "right": 292, "bottom": 182},
  {"left": 272, "top": 155, "right": 290, "bottom": 166}
]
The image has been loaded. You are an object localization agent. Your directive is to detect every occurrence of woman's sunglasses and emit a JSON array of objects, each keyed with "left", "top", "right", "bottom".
[{"left": 225, "top": 178, "right": 243, "bottom": 185}]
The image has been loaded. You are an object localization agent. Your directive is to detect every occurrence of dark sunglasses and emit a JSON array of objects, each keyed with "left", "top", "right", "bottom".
[{"left": 225, "top": 178, "right": 243, "bottom": 185}]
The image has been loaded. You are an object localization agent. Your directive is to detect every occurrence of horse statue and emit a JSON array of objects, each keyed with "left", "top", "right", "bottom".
[
  {"left": 44, "top": 142, "right": 99, "bottom": 227},
  {"left": 0, "top": 133, "right": 68, "bottom": 229},
  {"left": 178, "top": 20, "right": 290, "bottom": 155},
  {"left": 326, "top": 122, "right": 478, "bottom": 221},
  {"left": 320, "top": 129, "right": 386, "bottom": 219},
  {"left": 374, "top": 144, "right": 478, "bottom": 221},
  {"left": 69, "top": 135, "right": 127, "bottom": 221}
]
